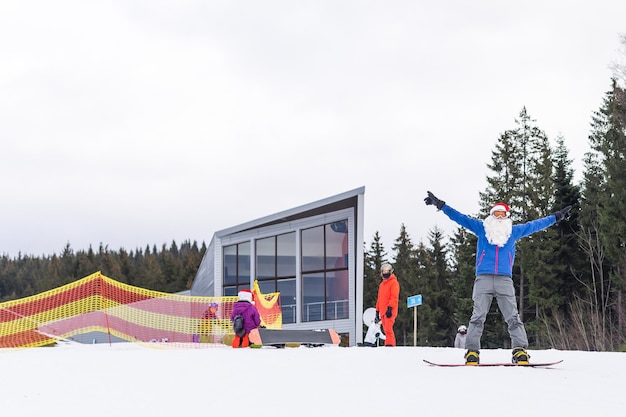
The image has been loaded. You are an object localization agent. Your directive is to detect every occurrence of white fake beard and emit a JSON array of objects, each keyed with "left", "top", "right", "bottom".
[{"left": 483, "top": 215, "right": 513, "bottom": 247}]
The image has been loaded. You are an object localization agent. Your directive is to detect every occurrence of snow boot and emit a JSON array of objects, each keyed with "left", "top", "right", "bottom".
[
  {"left": 464, "top": 350, "right": 479, "bottom": 365},
  {"left": 512, "top": 347, "right": 529, "bottom": 364}
]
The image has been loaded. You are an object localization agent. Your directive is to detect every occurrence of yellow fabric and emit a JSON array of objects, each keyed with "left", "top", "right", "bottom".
[{"left": 252, "top": 280, "right": 282, "bottom": 329}]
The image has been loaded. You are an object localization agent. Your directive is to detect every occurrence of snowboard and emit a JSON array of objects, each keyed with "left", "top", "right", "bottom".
[
  {"left": 248, "top": 328, "right": 341, "bottom": 348},
  {"left": 423, "top": 359, "right": 563, "bottom": 368},
  {"left": 363, "top": 307, "right": 377, "bottom": 325},
  {"left": 359, "top": 307, "right": 385, "bottom": 347}
]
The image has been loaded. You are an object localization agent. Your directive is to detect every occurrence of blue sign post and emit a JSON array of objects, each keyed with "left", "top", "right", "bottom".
[
  {"left": 407, "top": 294, "right": 423, "bottom": 346},
  {"left": 407, "top": 294, "right": 422, "bottom": 308}
]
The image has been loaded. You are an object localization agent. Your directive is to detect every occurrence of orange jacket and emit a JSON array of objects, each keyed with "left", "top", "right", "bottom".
[{"left": 376, "top": 274, "right": 400, "bottom": 319}]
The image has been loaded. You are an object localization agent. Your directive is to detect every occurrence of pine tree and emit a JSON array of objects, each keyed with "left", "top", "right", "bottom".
[
  {"left": 181, "top": 240, "right": 203, "bottom": 290},
  {"left": 549, "top": 137, "right": 584, "bottom": 302},
  {"left": 424, "top": 227, "right": 454, "bottom": 346},
  {"left": 412, "top": 241, "right": 430, "bottom": 345},
  {"left": 528, "top": 137, "right": 583, "bottom": 347},
  {"left": 571, "top": 83, "right": 626, "bottom": 350},
  {"left": 595, "top": 81, "right": 626, "bottom": 334},
  {"left": 478, "top": 107, "right": 557, "bottom": 346},
  {"left": 118, "top": 248, "right": 134, "bottom": 285},
  {"left": 363, "top": 231, "right": 388, "bottom": 312},
  {"left": 391, "top": 224, "right": 418, "bottom": 346}
]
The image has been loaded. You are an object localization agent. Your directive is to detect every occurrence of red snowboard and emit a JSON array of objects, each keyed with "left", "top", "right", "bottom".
[{"left": 423, "top": 359, "right": 563, "bottom": 367}]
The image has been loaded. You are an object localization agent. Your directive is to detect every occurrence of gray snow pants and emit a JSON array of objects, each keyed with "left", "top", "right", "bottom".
[{"left": 465, "top": 274, "right": 528, "bottom": 351}]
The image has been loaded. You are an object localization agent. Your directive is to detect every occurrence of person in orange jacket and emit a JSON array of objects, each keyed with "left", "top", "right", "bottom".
[{"left": 375, "top": 263, "right": 400, "bottom": 346}]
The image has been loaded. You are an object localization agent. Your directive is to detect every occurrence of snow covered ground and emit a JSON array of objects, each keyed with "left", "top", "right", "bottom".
[{"left": 1, "top": 342, "right": 624, "bottom": 416}]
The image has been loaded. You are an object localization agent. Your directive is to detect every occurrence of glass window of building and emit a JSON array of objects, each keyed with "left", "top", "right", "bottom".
[
  {"left": 223, "top": 241, "right": 250, "bottom": 296},
  {"left": 301, "top": 220, "right": 349, "bottom": 322},
  {"left": 256, "top": 232, "right": 297, "bottom": 324}
]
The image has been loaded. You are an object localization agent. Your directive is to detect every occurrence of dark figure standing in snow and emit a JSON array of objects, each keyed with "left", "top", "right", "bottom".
[
  {"left": 454, "top": 325, "right": 467, "bottom": 349},
  {"left": 424, "top": 191, "right": 571, "bottom": 365}
]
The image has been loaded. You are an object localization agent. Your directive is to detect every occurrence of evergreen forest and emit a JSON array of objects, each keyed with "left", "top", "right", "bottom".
[{"left": 0, "top": 241, "right": 206, "bottom": 300}]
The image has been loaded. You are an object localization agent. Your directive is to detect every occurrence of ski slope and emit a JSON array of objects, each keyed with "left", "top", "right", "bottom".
[{"left": 1, "top": 342, "right": 623, "bottom": 416}]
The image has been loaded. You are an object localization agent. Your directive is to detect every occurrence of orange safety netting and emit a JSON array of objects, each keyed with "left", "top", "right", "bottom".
[{"left": 0, "top": 271, "right": 282, "bottom": 348}]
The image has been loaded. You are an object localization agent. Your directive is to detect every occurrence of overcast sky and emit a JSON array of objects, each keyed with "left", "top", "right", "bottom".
[{"left": 1, "top": 1, "right": 625, "bottom": 259}]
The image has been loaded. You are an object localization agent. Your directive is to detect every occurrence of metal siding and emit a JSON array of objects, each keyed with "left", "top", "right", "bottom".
[
  {"left": 190, "top": 237, "right": 215, "bottom": 296},
  {"left": 355, "top": 192, "right": 365, "bottom": 344},
  {"left": 347, "top": 214, "right": 356, "bottom": 345},
  {"left": 213, "top": 237, "right": 221, "bottom": 296}
]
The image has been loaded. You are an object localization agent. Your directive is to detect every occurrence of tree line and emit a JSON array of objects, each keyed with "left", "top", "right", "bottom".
[
  {"left": 364, "top": 79, "right": 626, "bottom": 351},
  {"left": 0, "top": 240, "right": 206, "bottom": 301}
]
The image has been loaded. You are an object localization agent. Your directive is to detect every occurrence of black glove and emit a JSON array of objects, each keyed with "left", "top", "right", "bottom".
[
  {"left": 424, "top": 191, "right": 445, "bottom": 210},
  {"left": 385, "top": 306, "right": 393, "bottom": 318},
  {"left": 375, "top": 311, "right": 381, "bottom": 323},
  {"left": 552, "top": 205, "right": 572, "bottom": 222}
]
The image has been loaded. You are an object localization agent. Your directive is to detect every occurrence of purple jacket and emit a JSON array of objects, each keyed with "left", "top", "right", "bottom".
[{"left": 230, "top": 301, "right": 261, "bottom": 333}]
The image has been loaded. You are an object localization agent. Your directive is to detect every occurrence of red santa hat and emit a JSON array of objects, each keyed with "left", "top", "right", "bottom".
[
  {"left": 490, "top": 202, "right": 511, "bottom": 217},
  {"left": 238, "top": 289, "right": 253, "bottom": 302}
]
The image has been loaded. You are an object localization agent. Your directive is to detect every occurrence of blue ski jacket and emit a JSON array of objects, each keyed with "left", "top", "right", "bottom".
[{"left": 441, "top": 204, "right": 556, "bottom": 278}]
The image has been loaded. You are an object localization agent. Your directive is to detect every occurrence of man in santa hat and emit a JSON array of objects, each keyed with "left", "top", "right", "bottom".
[{"left": 424, "top": 191, "right": 572, "bottom": 365}]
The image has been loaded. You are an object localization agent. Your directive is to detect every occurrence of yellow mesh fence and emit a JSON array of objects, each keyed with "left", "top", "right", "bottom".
[{"left": 0, "top": 271, "right": 282, "bottom": 348}]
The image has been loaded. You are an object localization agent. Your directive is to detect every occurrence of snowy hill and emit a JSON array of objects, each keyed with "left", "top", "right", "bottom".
[{"left": 2, "top": 342, "right": 624, "bottom": 416}]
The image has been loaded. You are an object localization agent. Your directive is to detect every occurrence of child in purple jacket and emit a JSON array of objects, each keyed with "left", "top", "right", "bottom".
[{"left": 230, "top": 289, "right": 261, "bottom": 348}]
